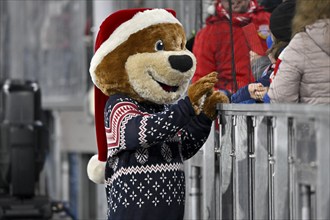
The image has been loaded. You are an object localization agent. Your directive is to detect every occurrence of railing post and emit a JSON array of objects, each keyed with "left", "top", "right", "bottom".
[
  {"left": 247, "top": 116, "right": 256, "bottom": 220},
  {"left": 216, "top": 115, "right": 222, "bottom": 220},
  {"left": 231, "top": 115, "right": 237, "bottom": 220},
  {"left": 190, "top": 166, "right": 201, "bottom": 220},
  {"left": 267, "top": 117, "right": 276, "bottom": 220},
  {"left": 300, "top": 185, "right": 311, "bottom": 220},
  {"left": 288, "top": 117, "right": 297, "bottom": 220}
]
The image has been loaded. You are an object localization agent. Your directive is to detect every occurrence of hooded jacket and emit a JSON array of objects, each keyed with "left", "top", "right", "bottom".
[{"left": 268, "top": 19, "right": 330, "bottom": 104}]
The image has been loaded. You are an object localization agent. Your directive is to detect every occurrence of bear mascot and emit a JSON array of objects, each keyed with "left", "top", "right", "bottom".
[{"left": 87, "top": 8, "right": 228, "bottom": 220}]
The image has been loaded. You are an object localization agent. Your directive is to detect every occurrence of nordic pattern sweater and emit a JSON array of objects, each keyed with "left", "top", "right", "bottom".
[{"left": 104, "top": 93, "right": 212, "bottom": 220}]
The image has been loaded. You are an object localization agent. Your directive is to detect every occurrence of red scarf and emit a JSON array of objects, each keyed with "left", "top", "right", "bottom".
[{"left": 269, "top": 48, "right": 286, "bottom": 83}]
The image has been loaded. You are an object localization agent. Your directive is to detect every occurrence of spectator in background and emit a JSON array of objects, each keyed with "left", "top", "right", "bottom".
[
  {"left": 192, "top": 0, "right": 270, "bottom": 97},
  {"left": 231, "top": 0, "right": 296, "bottom": 103},
  {"left": 250, "top": 0, "right": 284, "bottom": 80},
  {"left": 268, "top": 0, "right": 330, "bottom": 104}
]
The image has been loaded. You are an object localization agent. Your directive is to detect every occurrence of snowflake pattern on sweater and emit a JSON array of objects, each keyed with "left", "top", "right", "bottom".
[{"left": 104, "top": 94, "right": 212, "bottom": 220}]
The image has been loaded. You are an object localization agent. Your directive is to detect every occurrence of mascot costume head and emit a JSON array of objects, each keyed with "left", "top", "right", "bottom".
[{"left": 87, "top": 8, "right": 228, "bottom": 219}]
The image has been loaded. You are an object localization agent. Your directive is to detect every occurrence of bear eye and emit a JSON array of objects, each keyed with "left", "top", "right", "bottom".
[{"left": 155, "top": 40, "right": 164, "bottom": 51}]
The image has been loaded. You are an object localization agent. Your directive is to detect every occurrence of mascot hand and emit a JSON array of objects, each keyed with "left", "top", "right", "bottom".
[
  {"left": 188, "top": 72, "right": 218, "bottom": 115},
  {"left": 203, "top": 90, "right": 229, "bottom": 120}
]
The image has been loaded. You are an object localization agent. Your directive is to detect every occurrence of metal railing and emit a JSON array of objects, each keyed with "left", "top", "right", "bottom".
[{"left": 184, "top": 104, "right": 330, "bottom": 220}]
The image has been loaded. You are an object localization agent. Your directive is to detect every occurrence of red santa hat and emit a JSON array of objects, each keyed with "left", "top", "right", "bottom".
[{"left": 87, "top": 8, "right": 180, "bottom": 184}]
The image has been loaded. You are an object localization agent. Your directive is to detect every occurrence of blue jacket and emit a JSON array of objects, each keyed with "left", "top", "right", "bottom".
[{"left": 231, "top": 64, "right": 273, "bottom": 103}]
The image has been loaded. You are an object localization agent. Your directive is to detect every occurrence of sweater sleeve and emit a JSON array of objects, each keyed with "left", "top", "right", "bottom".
[
  {"left": 106, "top": 96, "right": 196, "bottom": 153},
  {"left": 179, "top": 113, "right": 212, "bottom": 160},
  {"left": 231, "top": 85, "right": 251, "bottom": 103}
]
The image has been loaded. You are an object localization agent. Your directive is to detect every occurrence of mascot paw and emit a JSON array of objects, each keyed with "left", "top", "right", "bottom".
[
  {"left": 203, "top": 90, "right": 229, "bottom": 120},
  {"left": 188, "top": 72, "right": 218, "bottom": 115},
  {"left": 87, "top": 154, "right": 106, "bottom": 184}
]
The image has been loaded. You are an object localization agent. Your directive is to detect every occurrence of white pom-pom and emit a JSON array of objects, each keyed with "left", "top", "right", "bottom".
[
  {"left": 87, "top": 154, "right": 106, "bottom": 184},
  {"left": 207, "top": 5, "right": 216, "bottom": 15}
]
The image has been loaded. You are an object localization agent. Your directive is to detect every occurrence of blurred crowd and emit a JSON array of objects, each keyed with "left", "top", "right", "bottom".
[{"left": 191, "top": 0, "right": 330, "bottom": 104}]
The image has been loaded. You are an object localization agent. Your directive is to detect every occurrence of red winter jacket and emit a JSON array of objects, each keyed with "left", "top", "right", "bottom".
[{"left": 192, "top": 1, "right": 270, "bottom": 93}]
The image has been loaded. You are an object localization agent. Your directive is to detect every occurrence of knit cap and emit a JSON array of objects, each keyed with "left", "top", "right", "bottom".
[{"left": 269, "top": 0, "right": 296, "bottom": 42}]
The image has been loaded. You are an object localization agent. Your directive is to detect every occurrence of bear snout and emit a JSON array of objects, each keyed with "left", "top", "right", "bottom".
[{"left": 168, "top": 55, "right": 193, "bottom": 73}]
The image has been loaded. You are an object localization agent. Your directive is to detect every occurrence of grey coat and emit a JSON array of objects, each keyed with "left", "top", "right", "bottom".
[{"left": 268, "top": 19, "right": 330, "bottom": 104}]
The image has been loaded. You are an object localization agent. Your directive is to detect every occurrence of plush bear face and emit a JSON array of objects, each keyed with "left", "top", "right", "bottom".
[{"left": 93, "top": 23, "right": 196, "bottom": 104}]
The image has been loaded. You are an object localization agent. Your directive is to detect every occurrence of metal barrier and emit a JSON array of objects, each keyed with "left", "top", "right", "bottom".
[{"left": 184, "top": 104, "right": 330, "bottom": 220}]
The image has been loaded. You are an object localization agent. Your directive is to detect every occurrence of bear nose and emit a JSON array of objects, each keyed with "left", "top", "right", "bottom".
[{"left": 168, "top": 55, "right": 193, "bottom": 73}]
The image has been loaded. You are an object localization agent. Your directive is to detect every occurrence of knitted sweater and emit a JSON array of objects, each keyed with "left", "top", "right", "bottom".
[{"left": 104, "top": 94, "right": 212, "bottom": 220}]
